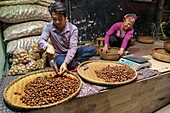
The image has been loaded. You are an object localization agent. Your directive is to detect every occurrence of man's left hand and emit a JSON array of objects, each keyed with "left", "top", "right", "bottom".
[{"left": 58, "top": 62, "right": 68, "bottom": 75}]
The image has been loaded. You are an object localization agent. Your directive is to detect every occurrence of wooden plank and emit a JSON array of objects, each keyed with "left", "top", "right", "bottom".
[{"left": 28, "top": 72, "right": 170, "bottom": 113}]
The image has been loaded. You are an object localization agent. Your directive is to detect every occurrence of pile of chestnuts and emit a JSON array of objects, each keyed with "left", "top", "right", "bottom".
[
  {"left": 95, "top": 65, "right": 135, "bottom": 82},
  {"left": 19, "top": 75, "right": 80, "bottom": 106}
]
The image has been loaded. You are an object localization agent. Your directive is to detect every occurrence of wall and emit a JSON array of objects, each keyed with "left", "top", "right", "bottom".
[
  {"left": 162, "top": 0, "right": 170, "bottom": 22},
  {"left": 68, "top": 0, "right": 158, "bottom": 41},
  {"left": 0, "top": 22, "right": 6, "bottom": 79}
]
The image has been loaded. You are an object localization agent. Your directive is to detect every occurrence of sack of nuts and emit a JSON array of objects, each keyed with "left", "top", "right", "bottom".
[
  {"left": 8, "top": 44, "right": 47, "bottom": 76},
  {"left": 8, "top": 63, "right": 28, "bottom": 75},
  {"left": 12, "top": 49, "right": 31, "bottom": 65}
]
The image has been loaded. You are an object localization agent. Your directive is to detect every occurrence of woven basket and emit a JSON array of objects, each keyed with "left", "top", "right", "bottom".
[
  {"left": 3, "top": 69, "right": 82, "bottom": 109},
  {"left": 138, "top": 36, "right": 156, "bottom": 44},
  {"left": 151, "top": 48, "right": 170, "bottom": 63},
  {"left": 164, "top": 41, "right": 170, "bottom": 53},
  {"left": 77, "top": 60, "right": 138, "bottom": 85},
  {"left": 99, "top": 47, "right": 120, "bottom": 61}
]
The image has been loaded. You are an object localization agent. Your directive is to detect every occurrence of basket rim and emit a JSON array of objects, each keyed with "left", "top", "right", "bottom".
[
  {"left": 137, "top": 39, "right": 155, "bottom": 44},
  {"left": 77, "top": 60, "right": 138, "bottom": 85},
  {"left": 99, "top": 47, "right": 120, "bottom": 55},
  {"left": 138, "top": 36, "right": 156, "bottom": 40},
  {"left": 3, "top": 69, "right": 82, "bottom": 109},
  {"left": 152, "top": 48, "right": 170, "bottom": 56}
]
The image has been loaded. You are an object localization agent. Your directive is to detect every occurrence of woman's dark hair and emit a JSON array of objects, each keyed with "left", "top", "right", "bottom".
[{"left": 48, "top": 2, "right": 67, "bottom": 17}]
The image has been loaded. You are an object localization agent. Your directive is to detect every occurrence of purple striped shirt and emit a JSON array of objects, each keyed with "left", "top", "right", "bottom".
[
  {"left": 104, "top": 22, "right": 134, "bottom": 49},
  {"left": 37, "top": 21, "right": 78, "bottom": 64}
]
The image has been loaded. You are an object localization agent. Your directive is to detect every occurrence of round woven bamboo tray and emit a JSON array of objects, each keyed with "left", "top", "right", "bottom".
[
  {"left": 138, "top": 36, "right": 156, "bottom": 44},
  {"left": 77, "top": 60, "right": 138, "bottom": 85},
  {"left": 3, "top": 69, "right": 82, "bottom": 109},
  {"left": 99, "top": 47, "right": 120, "bottom": 61},
  {"left": 164, "top": 41, "right": 170, "bottom": 53},
  {"left": 151, "top": 48, "right": 170, "bottom": 63}
]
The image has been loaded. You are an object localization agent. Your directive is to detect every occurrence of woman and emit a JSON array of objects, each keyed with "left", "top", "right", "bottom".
[{"left": 102, "top": 14, "right": 137, "bottom": 55}]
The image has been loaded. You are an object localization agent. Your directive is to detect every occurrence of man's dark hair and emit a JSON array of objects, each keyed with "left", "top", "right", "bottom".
[{"left": 48, "top": 2, "right": 67, "bottom": 17}]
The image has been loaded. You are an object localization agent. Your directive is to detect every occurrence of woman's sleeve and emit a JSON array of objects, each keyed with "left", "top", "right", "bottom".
[
  {"left": 104, "top": 23, "right": 117, "bottom": 44},
  {"left": 121, "top": 29, "right": 134, "bottom": 49}
]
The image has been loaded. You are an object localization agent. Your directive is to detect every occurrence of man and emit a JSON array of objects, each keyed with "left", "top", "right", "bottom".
[
  {"left": 37, "top": 2, "right": 96, "bottom": 75},
  {"left": 102, "top": 14, "right": 137, "bottom": 55}
]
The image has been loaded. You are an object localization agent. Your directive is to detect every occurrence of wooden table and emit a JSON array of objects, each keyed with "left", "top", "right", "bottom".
[{"left": 28, "top": 71, "right": 170, "bottom": 113}]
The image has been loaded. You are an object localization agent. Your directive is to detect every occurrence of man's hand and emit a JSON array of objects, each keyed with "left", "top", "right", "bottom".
[
  {"left": 101, "top": 44, "right": 109, "bottom": 53},
  {"left": 46, "top": 44, "right": 55, "bottom": 59},
  {"left": 58, "top": 62, "right": 68, "bottom": 75},
  {"left": 118, "top": 48, "right": 124, "bottom": 56}
]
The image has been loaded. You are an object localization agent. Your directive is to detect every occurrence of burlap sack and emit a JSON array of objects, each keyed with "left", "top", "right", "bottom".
[
  {"left": 4, "top": 21, "right": 48, "bottom": 41},
  {"left": 6, "top": 36, "right": 40, "bottom": 54},
  {"left": 40, "top": 0, "right": 54, "bottom": 3},
  {"left": 37, "top": 1, "right": 51, "bottom": 7},
  {"left": 0, "top": 0, "right": 38, "bottom": 6},
  {"left": 0, "top": 0, "right": 55, "bottom": 7},
  {"left": 0, "top": 5, "right": 51, "bottom": 23},
  {"left": 38, "top": 0, "right": 55, "bottom": 6}
]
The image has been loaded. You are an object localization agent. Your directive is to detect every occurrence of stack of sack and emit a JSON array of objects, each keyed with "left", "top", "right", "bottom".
[
  {"left": 8, "top": 44, "right": 47, "bottom": 76},
  {"left": 0, "top": 0, "right": 55, "bottom": 75}
]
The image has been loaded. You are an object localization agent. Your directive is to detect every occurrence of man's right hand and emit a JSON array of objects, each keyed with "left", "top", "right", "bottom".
[
  {"left": 46, "top": 44, "right": 55, "bottom": 59},
  {"left": 58, "top": 62, "right": 68, "bottom": 75}
]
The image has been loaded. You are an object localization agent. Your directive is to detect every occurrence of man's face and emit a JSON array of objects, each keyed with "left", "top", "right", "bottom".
[
  {"left": 122, "top": 18, "right": 135, "bottom": 30},
  {"left": 51, "top": 11, "right": 66, "bottom": 31}
]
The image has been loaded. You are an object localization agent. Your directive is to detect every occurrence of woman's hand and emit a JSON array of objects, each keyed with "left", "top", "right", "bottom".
[
  {"left": 118, "top": 48, "right": 124, "bottom": 56},
  {"left": 58, "top": 62, "right": 68, "bottom": 75},
  {"left": 101, "top": 45, "right": 109, "bottom": 53},
  {"left": 46, "top": 44, "right": 55, "bottom": 59}
]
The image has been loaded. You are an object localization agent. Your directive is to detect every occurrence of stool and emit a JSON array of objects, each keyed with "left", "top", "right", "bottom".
[{"left": 96, "top": 37, "right": 104, "bottom": 46}]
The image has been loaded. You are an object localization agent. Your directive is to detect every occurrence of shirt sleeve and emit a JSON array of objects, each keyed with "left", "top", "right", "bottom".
[
  {"left": 37, "top": 25, "right": 50, "bottom": 50},
  {"left": 64, "top": 28, "right": 78, "bottom": 64},
  {"left": 104, "top": 23, "right": 117, "bottom": 44},
  {"left": 121, "top": 29, "right": 134, "bottom": 49}
]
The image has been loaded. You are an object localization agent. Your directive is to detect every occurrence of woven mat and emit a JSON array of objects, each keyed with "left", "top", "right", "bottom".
[
  {"left": 0, "top": 74, "right": 22, "bottom": 113},
  {"left": 0, "top": 67, "right": 160, "bottom": 112}
]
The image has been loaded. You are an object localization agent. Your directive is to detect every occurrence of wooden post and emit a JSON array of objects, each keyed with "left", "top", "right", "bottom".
[
  {"left": 96, "top": 37, "right": 104, "bottom": 46},
  {"left": 155, "top": 0, "right": 165, "bottom": 38}
]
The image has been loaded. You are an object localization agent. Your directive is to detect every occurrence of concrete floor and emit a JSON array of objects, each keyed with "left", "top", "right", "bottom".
[
  {"left": 128, "top": 40, "right": 163, "bottom": 56},
  {"left": 128, "top": 40, "right": 170, "bottom": 113}
]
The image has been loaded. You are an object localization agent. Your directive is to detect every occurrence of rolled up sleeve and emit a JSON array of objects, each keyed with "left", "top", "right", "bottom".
[
  {"left": 64, "top": 28, "right": 78, "bottom": 64},
  {"left": 104, "top": 24, "right": 117, "bottom": 44},
  {"left": 37, "top": 25, "right": 50, "bottom": 50},
  {"left": 121, "top": 29, "right": 134, "bottom": 49}
]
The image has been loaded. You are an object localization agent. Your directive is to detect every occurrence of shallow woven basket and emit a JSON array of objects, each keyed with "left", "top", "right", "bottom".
[
  {"left": 99, "top": 47, "right": 120, "bottom": 61},
  {"left": 151, "top": 48, "right": 170, "bottom": 63},
  {"left": 138, "top": 36, "right": 156, "bottom": 44},
  {"left": 3, "top": 69, "right": 82, "bottom": 109},
  {"left": 77, "top": 60, "right": 138, "bottom": 85},
  {"left": 164, "top": 41, "right": 170, "bottom": 53}
]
